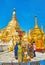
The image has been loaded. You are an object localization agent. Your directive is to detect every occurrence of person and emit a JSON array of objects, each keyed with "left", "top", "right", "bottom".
[
  {"left": 14, "top": 42, "right": 18, "bottom": 59},
  {"left": 32, "top": 42, "right": 36, "bottom": 57},
  {"left": 28, "top": 43, "right": 34, "bottom": 58},
  {"left": 18, "top": 42, "right": 22, "bottom": 62}
]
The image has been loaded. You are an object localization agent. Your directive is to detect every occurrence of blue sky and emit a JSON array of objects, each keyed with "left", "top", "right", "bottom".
[{"left": 0, "top": 0, "right": 45, "bottom": 32}]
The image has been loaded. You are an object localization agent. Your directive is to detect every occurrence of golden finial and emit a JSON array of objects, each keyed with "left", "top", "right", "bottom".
[
  {"left": 41, "top": 25, "right": 44, "bottom": 33},
  {"left": 12, "top": 8, "right": 16, "bottom": 20},
  {"left": 34, "top": 16, "right": 38, "bottom": 29},
  {"left": 13, "top": 8, "right": 16, "bottom": 15}
]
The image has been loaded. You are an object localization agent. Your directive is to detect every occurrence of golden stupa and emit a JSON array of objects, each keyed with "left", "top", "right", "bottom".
[
  {"left": 22, "top": 32, "right": 29, "bottom": 43},
  {"left": 0, "top": 8, "right": 24, "bottom": 51},
  {"left": 29, "top": 16, "right": 44, "bottom": 50}
]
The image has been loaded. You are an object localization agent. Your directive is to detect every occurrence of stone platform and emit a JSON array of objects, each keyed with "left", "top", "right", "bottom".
[{"left": 0, "top": 51, "right": 45, "bottom": 65}]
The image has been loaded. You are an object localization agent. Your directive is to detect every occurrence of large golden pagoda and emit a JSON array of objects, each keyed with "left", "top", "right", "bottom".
[
  {"left": 0, "top": 8, "right": 24, "bottom": 51},
  {"left": 30, "top": 16, "right": 44, "bottom": 50}
]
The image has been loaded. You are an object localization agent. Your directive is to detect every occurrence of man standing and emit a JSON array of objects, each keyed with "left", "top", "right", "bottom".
[
  {"left": 14, "top": 42, "right": 18, "bottom": 59},
  {"left": 32, "top": 42, "right": 36, "bottom": 57},
  {"left": 18, "top": 42, "right": 22, "bottom": 62}
]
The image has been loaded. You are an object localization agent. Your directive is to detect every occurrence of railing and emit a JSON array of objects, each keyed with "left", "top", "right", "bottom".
[{"left": 0, "top": 60, "right": 45, "bottom": 65}]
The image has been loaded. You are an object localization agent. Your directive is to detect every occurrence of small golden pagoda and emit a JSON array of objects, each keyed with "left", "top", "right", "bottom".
[
  {"left": 44, "top": 33, "right": 45, "bottom": 46},
  {"left": 22, "top": 32, "right": 29, "bottom": 43},
  {"left": 30, "top": 16, "right": 44, "bottom": 50}
]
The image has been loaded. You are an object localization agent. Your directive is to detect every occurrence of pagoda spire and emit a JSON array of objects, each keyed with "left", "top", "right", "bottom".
[
  {"left": 12, "top": 8, "right": 16, "bottom": 20},
  {"left": 34, "top": 16, "right": 38, "bottom": 29},
  {"left": 41, "top": 25, "right": 44, "bottom": 33}
]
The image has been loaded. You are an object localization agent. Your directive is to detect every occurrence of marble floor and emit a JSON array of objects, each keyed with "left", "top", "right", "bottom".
[{"left": 0, "top": 51, "right": 45, "bottom": 63}]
